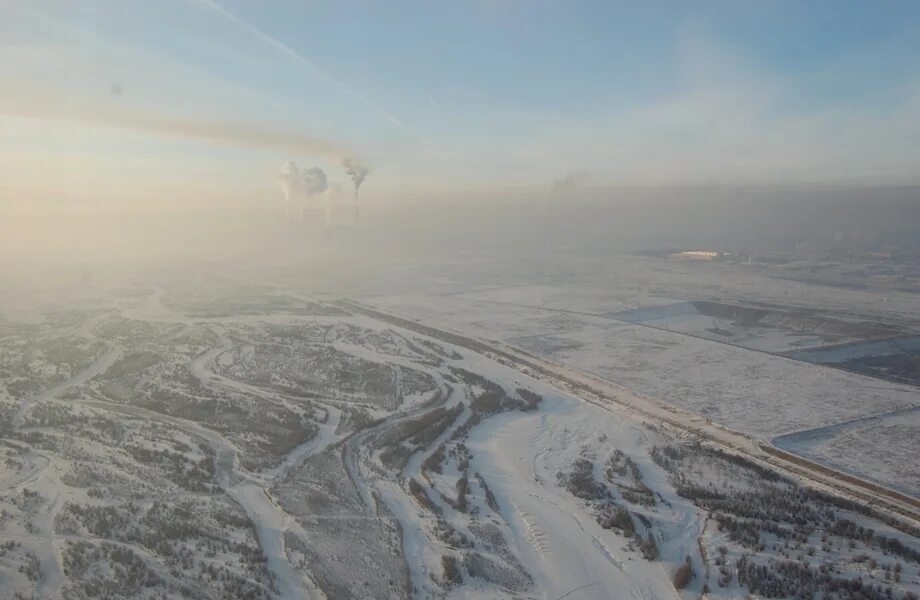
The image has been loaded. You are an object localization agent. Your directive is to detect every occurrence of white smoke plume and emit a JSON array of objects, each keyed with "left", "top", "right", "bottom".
[
  {"left": 551, "top": 171, "right": 585, "bottom": 194},
  {"left": 302, "top": 166, "right": 328, "bottom": 197},
  {"left": 279, "top": 163, "right": 331, "bottom": 227},
  {"left": 546, "top": 172, "right": 587, "bottom": 236},
  {"left": 342, "top": 157, "right": 370, "bottom": 224}
]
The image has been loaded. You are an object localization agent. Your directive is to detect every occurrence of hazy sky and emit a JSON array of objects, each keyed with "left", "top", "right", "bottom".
[{"left": 3, "top": 0, "right": 920, "bottom": 210}]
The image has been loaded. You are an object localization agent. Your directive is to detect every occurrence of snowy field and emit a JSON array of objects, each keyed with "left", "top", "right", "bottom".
[
  {"left": 367, "top": 292, "right": 920, "bottom": 437},
  {"left": 363, "top": 254, "right": 920, "bottom": 499},
  {"left": 607, "top": 301, "right": 898, "bottom": 353},
  {"left": 508, "top": 320, "right": 920, "bottom": 439},
  {"left": 774, "top": 408, "right": 920, "bottom": 498},
  {"left": 1, "top": 250, "right": 919, "bottom": 599}
]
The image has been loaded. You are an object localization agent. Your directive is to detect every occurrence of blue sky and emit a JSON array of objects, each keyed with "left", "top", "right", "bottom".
[{"left": 2, "top": 0, "right": 920, "bottom": 208}]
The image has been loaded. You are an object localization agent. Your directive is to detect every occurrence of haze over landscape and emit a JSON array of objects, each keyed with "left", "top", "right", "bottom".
[{"left": 2, "top": 2, "right": 920, "bottom": 600}]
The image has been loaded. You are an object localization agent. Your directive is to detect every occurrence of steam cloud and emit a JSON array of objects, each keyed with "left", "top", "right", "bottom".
[
  {"left": 342, "top": 157, "right": 370, "bottom": 224},
  {"left": 551, "top": 172, "right": 582, "bottom": 194},
  {"left": 302, "top": 166, "right": 328, "bottom": 197},
  {"left": 278, "top": 163, "right": 331, "bottom": 226},
  {"left": 342, "top": 157, "right": 369, "bottom": 194}
]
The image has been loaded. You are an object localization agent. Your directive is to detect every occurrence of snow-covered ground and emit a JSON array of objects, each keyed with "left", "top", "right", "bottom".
[
  {"left": 463, "top": 398, "right": 691, "bottom": 600},
  {"left": 775, "top": 408, "right": 920, "bottom": 498},
  {"left": 2, "top": 252, "right": 919, "bottom": 599},
  {"left": 362, "top": 258, "right": 920, "bottom": 499}
]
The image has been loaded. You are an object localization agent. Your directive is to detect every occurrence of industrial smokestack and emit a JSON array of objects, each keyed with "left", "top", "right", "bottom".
[
  {"left": 279, "top": 160, "right": 303, "bottom": 225},
  {"left": 341, "top": 157, "right": 369, "bottom": 225}
]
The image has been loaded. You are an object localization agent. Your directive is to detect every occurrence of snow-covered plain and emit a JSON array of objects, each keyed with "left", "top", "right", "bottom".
[
  {"left": 774, "top": 408, "right": 920, "bottom": 498},
  {"left": 1, "top": 250, "right": 920, "bottom": 599},
  {"left": 362, "top": 254, "right": 920, "bottom": 499}
]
